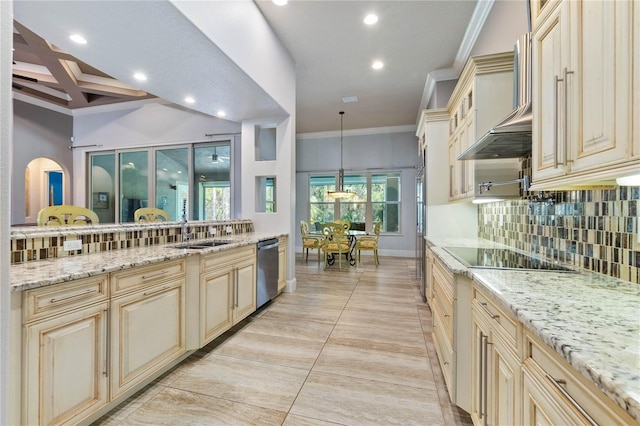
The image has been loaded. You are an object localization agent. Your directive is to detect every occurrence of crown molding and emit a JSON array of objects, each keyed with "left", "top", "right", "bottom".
[{"left": 297, "top": 124, "right": 417, "bottom": 140}]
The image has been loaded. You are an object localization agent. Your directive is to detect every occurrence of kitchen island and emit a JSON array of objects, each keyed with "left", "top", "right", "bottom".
[
  {"left": 427, "top": 237, "right": 640, "bottom": 425},
  {"left": 9, "top": 228, "right": 287, "bottom": 425}
]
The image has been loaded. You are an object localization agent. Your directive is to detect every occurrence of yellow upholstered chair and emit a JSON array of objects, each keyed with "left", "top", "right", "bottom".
[
  {"left": 355, "top": 222, "right": 381, "bottom": 266},
  {"left": 134, "top": 207, "right": 170, "bottom": 223},
  {"left": 300, "top": 220, "right": 323, "bottom": 263},
  {"left": 37, "top": 205, "right": 99, "bottom": 226},
  {"left": 321, "top": 222, "right": 351, "bottom": 270}
]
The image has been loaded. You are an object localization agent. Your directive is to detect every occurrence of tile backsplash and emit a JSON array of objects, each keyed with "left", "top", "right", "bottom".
[{"left": 478, "top": 186, "right": 639, "bottom": 284}]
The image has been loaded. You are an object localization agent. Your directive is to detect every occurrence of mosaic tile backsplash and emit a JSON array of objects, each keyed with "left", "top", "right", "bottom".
[
  {"left": 478, "top": 186, "right": 640, "bottom": 284},
  {"left": 10, "top": 220, "right": 254, "bottom": 264}
]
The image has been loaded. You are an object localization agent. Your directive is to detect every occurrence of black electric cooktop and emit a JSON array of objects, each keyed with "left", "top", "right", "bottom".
[{"left": 442, "top": 247, "right": 573, "bottom": 272}]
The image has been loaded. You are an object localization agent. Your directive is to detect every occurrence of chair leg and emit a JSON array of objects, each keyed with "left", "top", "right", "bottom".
[
  {"left": 317, "top": 248, "right": 321, "bottom": 264},
  {"left": 374, "top": 250, "right": 379, "bottom": 266},
  {"left": 305, "top": 248, "right": 309, "bottom": 261}
]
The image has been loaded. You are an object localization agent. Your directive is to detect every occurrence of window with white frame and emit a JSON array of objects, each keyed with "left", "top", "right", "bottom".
[{"left": 308, "top": 171, "right": 401, "bottom": 233}]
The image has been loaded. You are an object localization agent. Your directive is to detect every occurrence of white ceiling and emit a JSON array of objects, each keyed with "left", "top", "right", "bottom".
[{"left": 12, "top": 0, "right": 484, "bottom": 135}]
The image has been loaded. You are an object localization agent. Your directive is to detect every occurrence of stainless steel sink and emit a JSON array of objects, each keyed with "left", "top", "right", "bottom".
[{"left": 171, "top": 240, "right": 232, "bottom": 249}]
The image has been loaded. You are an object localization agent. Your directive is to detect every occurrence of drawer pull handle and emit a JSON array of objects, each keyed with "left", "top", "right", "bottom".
[
  {"left": 50, "top": 288, "right": 97, "bottom": 303},
  {"left": 546, "top": 374, "right": 597, "bottom": 426},
  {"left": 141, "top": 270, "right": 170, "bottom": 280},
  {"left": 143, "top": 286, "right": 170, "bottom": 297},
  {"left": 479, "top": 302, "right": 499, "bottom": 319}
]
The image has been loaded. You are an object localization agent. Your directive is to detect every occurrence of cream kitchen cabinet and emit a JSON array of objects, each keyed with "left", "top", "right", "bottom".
[
  {"left": 278, "top": 236, "right": 287, "bottom": 292},
  {"left": 199, "top": 245, "right": 257, "bottom": 346},
  {"left": 447, "top": 52, "right": 514, "bottom": 202},
  {"left": 429, "top": 254, "right": 472, "bottom": 412},
  {"left": 522, "top": 329, "right": 637, "bottom": 426},
  {"left": 471, "top": 284, "right": 521, "bottom": 426},
  {"left": 22, "top": 275, "right": 110, "bottom": 426},
  {"left": 109, "top": 260, "right": 186, "bottom": 399},
  {"left": 531, "top": 0, "right": 637, "bottom": 189}
]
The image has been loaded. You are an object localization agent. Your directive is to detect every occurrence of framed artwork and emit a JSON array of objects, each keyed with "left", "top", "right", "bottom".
[{"left": 93, "top": 192, "right": 109, "bottom": 209}]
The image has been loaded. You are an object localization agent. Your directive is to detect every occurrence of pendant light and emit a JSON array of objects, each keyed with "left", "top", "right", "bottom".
[{"left": 328, "top": 111, "right": 355, "bottom": 199}]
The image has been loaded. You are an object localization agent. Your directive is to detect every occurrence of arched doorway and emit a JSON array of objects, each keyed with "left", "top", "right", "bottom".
[{"left": 24, "top": 158, "right": 64, "bottom": 225}]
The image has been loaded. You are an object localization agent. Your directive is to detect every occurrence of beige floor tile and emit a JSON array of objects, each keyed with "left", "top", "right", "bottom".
[
  {"left": 328, "top": 323, "right": 428, "bottom": 357},
  {"left": 241, "top": 315, "right": 337, "bottom": 343},
  {"left": 344, "top": 298, "right": 420, "bottom": 316},
  {"left": 336, "top": 309, "right": 422, "bottom": 333},
  {"left": 313, "top": 343, "right": 435, "bottom": 389},
  {"left": 260, "top": 302, "right": 343, "bottom": 324},
  {"left": 275, "top": 292, "right": 352, "bottom": 310},
  {"left": 170, "top": 354, "right": 309, "bottom": 412},
  {"left": 289, "top": 371, "right": 445, "bottom": 426},
  {"left": 119, "top": 387, "right": 287, "bottom": 425},
  {"left": 214, "top": 330, "right": 325, "bottom": 369},
  {"left": 283, "top": 414, "right": 344, "bottom": 425}
]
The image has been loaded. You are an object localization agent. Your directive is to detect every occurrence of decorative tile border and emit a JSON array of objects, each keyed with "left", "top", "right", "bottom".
[
  {"left": 10, "top": 220, "right": 254, "bottom": 264},
  {"left": 478, "top": 186, "right": 639, "bottom": 284}
]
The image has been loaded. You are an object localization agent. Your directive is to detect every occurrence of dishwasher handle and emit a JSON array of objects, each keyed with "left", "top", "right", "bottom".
[{"left": 258, "top": 238, "right": 279, "bottom": 250}]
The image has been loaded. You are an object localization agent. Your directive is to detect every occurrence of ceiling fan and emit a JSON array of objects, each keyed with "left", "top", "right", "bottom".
[{"left": 211, "top": 147, "right": 229, "bottom": 163}]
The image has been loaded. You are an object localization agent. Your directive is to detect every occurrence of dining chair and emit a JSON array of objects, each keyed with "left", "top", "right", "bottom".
[
  {"left": 134, "top": 207, "right": 170, "bottom": 223},
  {"left": 335, "top": 219, "right": 351, "bottom": 232},
  {"left": 355, "top": 222, "right": 381, "bottom": 266},
  {"left": 321, "top": 222, "right": 351, "bottom": 270},
  {"left": 37, "top": 205, "right": 100, "bottom": 226},
  {"left": 300, "top": 220, "right": 323, "bottom": 263}
]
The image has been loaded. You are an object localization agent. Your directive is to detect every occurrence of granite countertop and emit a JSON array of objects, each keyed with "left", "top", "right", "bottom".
[
  {"left": 11, "top": 232, "right": 285, "bottom": 292},
  {"left": 427, "top": 236, "right": 640, "bottom": 422}
]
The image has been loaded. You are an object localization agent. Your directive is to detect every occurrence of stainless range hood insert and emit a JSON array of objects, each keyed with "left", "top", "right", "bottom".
[{"left": 458, "top": 33, "right": 532, "bottom": 160}]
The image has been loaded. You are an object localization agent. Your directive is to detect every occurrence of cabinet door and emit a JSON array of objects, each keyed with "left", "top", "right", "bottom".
[
  {"left": 200, "top": 267, "right": 233, "bottom": 346},
  {"left": 110, "top": 279, "right": 185, "bottom": 398},
  {"left": 278, "top": 242, "right": 287, "bottom": 292},
  {"left": 448, "top": 139, "right": 459, "bottom": 200},
  {"left": 471, "top": 313, "right": 492, "bottom": 425},
  {"left": 568, "top": 0, "right": 632, "bottom": 172},
  {"left": 634, "top": 2, "right": 640, "bottom": 159},
  {"left": 464, "top": 118, "right": 475, "bottom": 195},
  {"left": 24, "top": 302, "right": 109, "bottom": 426},
  {"left": 490, "top": 333, "right": 520, "bottom": 426},
  {"left": 233, "top": 256, "right": 256, "bottom": 323},
  {"left": 532, "top": 3, "right": 570, "bottom": 182}
]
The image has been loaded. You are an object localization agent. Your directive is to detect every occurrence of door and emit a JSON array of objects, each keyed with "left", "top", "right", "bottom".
[
  {"left": 24, "top": 302, "right": 109, "bottom": 425},
  {"left": 110, "top": 280, "right": 185, "bottom": 398},
  {"left": 46, "top": 170, "right": 63, "bottom": 206}
]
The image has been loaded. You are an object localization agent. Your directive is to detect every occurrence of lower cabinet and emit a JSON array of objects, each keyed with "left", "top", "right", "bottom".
[
  {"left": 471, "top": 285, "right": 521, "bottom": 426},
  {"left": 430, "top": 253, "right": 472, "bottom": 412},
  {"left": 200, "top": 245, "right": 257, "bottom": 346},
  {"left": 522, "top": 329, "right": 637, "bottom": 426},
  {"left": 109, "top": 277, "right": 186, "bottom": 399},
  {"left": 22, "top": 275, "right": 110, "bottom": 426},
  {"left": 278, "top": 236, "right": 287, "bottom": 292}
]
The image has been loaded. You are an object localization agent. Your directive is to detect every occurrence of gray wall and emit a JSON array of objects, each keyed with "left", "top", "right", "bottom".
[
  {"left": 296, "top": 129, "right": 420, "bottom": 257},
  {"left": 12, "top": 100, "right": 73, "bottom": 225}
]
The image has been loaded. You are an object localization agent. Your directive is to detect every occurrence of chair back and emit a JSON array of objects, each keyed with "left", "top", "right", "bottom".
[
  {"left": 321, "top": 222, "right": 346, "bottom": 236},
  {"left": 300, "top": 220, "right": 311, "bottom": 236},
  {"left": 335, "top": 219, "right": 351, "bottom": 232},
  {"left": 37, "top": 205, "right": 99, "bottom": 226},
  {"left": 372, "top": 222, "right": 382, "bottom": 237},
  {"left": 134, "top": 207, "right": 170, "bottom": 223}
]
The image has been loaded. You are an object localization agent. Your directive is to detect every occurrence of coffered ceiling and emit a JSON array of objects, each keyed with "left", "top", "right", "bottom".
[{"left": 11, "top": 0, "right": 485, "bottom": 134}]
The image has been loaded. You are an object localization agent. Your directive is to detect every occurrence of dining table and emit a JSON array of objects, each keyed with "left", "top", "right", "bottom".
[{"left": 311, "top": 228, "right": 367, "bottom": 267}]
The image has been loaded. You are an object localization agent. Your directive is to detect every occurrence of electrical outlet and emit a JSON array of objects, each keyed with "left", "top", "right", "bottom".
[
  {"left": 63, "top": 239, "right": 82, "bottom": 251},
  {"left": 209, "top": 227, "right": 216, "bottom": 235},
  {"left": 484, "top": 214, "right": 488, "bottom": 225},
  {"left": 226, "top": 226, "right": 233, "bottom": 234},
  {"left": 499, "top": 214, "right": 504, "bottom": 227},
  {"left": 637, "top": 217, "right": 640, "bottom": 243}
]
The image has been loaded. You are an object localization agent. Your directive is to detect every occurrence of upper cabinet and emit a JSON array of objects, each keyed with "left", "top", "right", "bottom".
[
  {"left": 447, "top": 52, "right": 515, "bottom": 201},
  {"left": 531, "top": 0, "right": 638, "bottom": 189}
]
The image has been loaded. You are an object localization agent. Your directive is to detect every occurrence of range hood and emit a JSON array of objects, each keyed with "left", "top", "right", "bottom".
[{"left": 458, "top": 33, "right": 532, "bottom": 160}]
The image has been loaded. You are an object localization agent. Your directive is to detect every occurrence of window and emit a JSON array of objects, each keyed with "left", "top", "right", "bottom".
[
  {"left": 87, "top": 140, "right": 232, "bottom": 223},
  {"left": 308, "top": 171, "right": 401, "bottom": 233}
]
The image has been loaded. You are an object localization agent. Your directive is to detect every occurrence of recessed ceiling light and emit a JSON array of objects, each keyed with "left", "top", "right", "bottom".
[
  {"left": 185, "top": 96, "right": 195, "bottom": 104},
  {"left": 217, "top": 110, "right": 227, "bottom": 117},
  {"left": 133, "top": 72, "right": 147, "bottom": 81},
  {"left": 342, "top": 96, "right": 359, "bottom": 103},
  {"left": 364, "top": 14, "right": 378, "bottom": 25},
  {"left": 69, "top": 34, "right": 87, "bottom": 45},
  {"left": 372, "top": 60, "right": 384, "bottom": 70},
  {"left": 273, "top": 0, "right": 288, "bottom": 5}
]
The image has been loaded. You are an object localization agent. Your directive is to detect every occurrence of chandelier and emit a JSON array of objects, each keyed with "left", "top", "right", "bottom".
[{"left": 327, "top": 111, "right": 355, "bottom": 199}]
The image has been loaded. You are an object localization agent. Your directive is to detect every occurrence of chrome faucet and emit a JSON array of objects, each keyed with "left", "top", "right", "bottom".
[{"left": 181, "top": 199, "right": 192, "bottom": 243}]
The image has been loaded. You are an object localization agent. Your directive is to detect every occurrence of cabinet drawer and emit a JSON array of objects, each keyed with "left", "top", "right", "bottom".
[
  {"left": 473, "top": 286, "right": 518, "bottom": 346},
  {"left": 433, "top": 305, "right": 454, "bottom": 395},
  {"left": 23, "top": 274, "right": 108, "bottom": 323},
  {"left": 111, "top": 259, "right": 186, "bottom": 296},
  {"left": 525, "top": 331, "right": 636, "bottom": 426},
  {"left": 432, "top": 282, "right": 453, "bottom": 341},
  {"left": 432, "top": 259, "right": 454, "bottom": 300},
  {"left": 201, "top": 245, "right": 256, "bottom": 272}
]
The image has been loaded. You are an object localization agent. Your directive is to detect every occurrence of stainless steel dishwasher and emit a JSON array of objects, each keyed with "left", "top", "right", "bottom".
[{"left": 256, "top": 238, "right": 279, "bottom": 309}]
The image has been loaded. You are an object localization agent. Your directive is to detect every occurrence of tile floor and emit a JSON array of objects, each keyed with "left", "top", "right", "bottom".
[{"left": 94, "top": 255, "right": 473, "bottom": 425}]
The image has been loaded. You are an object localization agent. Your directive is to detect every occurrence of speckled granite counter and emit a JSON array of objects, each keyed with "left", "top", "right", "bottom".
[
  {"left": 11, "top": 232, "right": 285, "bottom": 292},
  {"left": 427, "top": 236, "right": 640, "bottom": 422}
]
